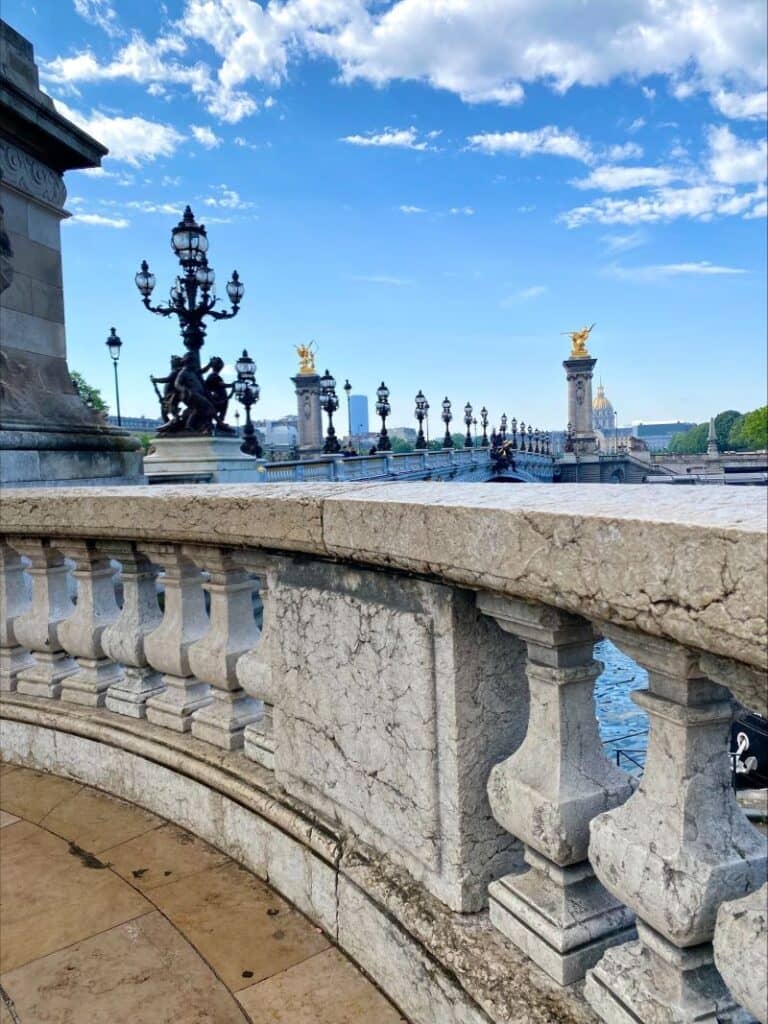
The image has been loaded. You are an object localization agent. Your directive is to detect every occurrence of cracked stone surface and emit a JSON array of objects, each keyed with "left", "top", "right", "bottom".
[
  {"left": 714, "top": 885, "right": 768, "bottom": 1024},
  {"left": 1, "top": 483, "right": 764, "bottom": 670},
  {"left": 268, "top": 558, "right": 529, "bottom": 912}
]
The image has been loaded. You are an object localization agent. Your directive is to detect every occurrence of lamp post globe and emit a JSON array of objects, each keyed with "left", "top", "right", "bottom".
[
  {"left": 480, "top": 406, "right": 489, "bottom": 447},
  {"left": 343, "top": 379, "right": 352, "bottom": 443},
  {"left": 105, "top": 327, "right": 123, "bottom": 426},
  {"left": 500, "top": 412, "right": 508, "bottom": 441},
  {"left": 234, "top": 348, "right": 262, "bottom": 457},
  {"left": 463, "top": 402, "right": 473, "bottom": 448},
  {"left": 320, "top": 369, "right": 341, "bottom": 454},
  {"left": 414, "top": 389, "right": 428, "bottom": 450}
]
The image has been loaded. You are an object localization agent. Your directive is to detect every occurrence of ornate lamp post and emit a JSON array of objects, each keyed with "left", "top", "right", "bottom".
[
  {"left": 320, "top": 369, "right": 341, "bottom": 454},
  {"left": 480, "top": 406, "right": 489, "bottom": 447},
  {"left": 519, "top": 421, "right": 526, "bottom": 451},
  {"left": 105, "top": 326, "right": 123, "bottom": 426},
  {"left": 344, "top": 379, "right": 352, "bottom": 444},
  {"left": 234, "top": 349, "right": 262, "bottom": 457},
  {"left": 414, "top": 390, "right": 428, "bottom": 450},
  {"left": 472, "top": 417, "right": 478, "bottom": 447},
  {"left": 510, "top": 416, "right": 518, "bottom": 450},
  {"left": 528, "top": 424, "right": 534, "bottom": 452},
  {"left": 441, "top": 397, "right": 453, "bottom": 449},
  {"left": 375, "top": 381, "right": 392, "bottom": 451},
  {"left": 500, "top": 413, "right": 508, "bottom": 441},
  {"left": 463, "top": 402, "right": 473, "bottom": 448}
]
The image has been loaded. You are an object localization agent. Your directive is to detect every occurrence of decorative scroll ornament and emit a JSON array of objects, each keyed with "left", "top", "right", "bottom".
[{"left": 0, "top": 140, "right": 67, "bottom": 208}]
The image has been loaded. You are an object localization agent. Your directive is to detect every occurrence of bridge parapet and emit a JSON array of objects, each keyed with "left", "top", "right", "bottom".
[{"left": 1, "top": 484, "right": 765, "bottom": 1024}]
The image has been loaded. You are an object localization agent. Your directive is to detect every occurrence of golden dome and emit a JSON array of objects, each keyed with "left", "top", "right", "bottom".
[{"left": 593, "top": 383, "right": 613, "bottom": 411}]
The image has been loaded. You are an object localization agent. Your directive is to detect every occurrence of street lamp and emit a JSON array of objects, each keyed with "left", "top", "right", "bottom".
[
  {"left": 441, "top": 397, "right": 453, "bottom": 449},
  {"left": 414, "top": 390, "right": 428, "bottom": 450},
  {"left": 375, "top": 381, "right": 392, "bottom": 451},
  {"left": 500, "top": 413, "right": 508, "bottom": 441},
  {"left": 137, "top": 205, "right": 244, "bottom": 435},
  {"left": 480, "top": 406, "right": 489, "bottom": 447},
  {"left": 320, "top": 369, "right": 341, "bottom": 454},
  {"left": 472, "top": 417, "right": 478, "bottom": 447},
  {"left": 528, "top": 424, "right": 534, "bottom": 452},
  {"left": 464, "top": 402, "right": 473, "bottom": 448},
  {"left": 234, "top": 349, "right": 262, "bottom": 457},
  {"left": 343, "top": 379, "right": 352, "bottom": 445},
  {"left": 519, "top": 421, "right": 526, "bottom": 451},
  {"left": 105, "top": 326, "right": 123, "bottom": 426},
  {"left": 534, "top": 428, "right": 540, "bottom": 454},
  {"left": 510, "top": 417, "right": 518, "bottom": 450}
]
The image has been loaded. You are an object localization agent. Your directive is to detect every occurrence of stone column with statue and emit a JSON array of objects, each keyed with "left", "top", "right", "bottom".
[
  {"left": 292, "top": 342, "right": 324, "bottom": 457},
  {"left": 562, "top": 324, "right": 599, "bottom": 456}
]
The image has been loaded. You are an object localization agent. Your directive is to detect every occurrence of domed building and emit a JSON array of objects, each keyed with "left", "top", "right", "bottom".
[{"left": 592, "top": 382, "right": 615, "bottom": 433}]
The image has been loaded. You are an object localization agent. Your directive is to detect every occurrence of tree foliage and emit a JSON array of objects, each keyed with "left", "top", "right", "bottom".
[
  {"left": 390, "top": 436, "right": 415, "bottom": 453},
  {"left": 668, "top": 409, "right": 746, "bottom": 454},
  {"left": 71, "top": 371, "right": 108, "bottom": 414},
  {"left": 728, "top": 406, "right": 768, "bottom": 451}
]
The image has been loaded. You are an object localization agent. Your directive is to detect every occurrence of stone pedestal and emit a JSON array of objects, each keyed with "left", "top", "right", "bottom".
[
  {"left": 563, "top": 356, "right": 598, "bottom": 455},
  {"left": 0, "top": 21, "right": 143, "bottom": 486},
  {"left": 143, "top": 436, "right": 261, "bottom": 483},
  {"left": 292, "top": 373, "right": 323, "bottom": 456}
]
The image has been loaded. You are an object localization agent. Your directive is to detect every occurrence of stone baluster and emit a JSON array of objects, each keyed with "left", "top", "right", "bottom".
[
  {"left": 12, "top": 539, "right": 77, "bottom": 698},
  {"left": 185, "top": 546, "right": 261, "bottom": 750},
  {"left": 586, "top": 627, "right": 766, "bottom": 1024},
  {"left": 237, "top": 563, "right": 275, "bottom": 769},
  {"left": 0, "top": 542, "right": 34, "bottom": 691},
  {"left": 142, "top": 544, "right": 213, "bottom": 732},
  {"left": 100, "top": 543, "right": 165, "bottom": 717},
  {"left": 477, "top": 593, "right": 635, "bottom": 985},
  {"left": 57, "top": 541, "right": 121, "bottom": 705},
  {"left": 713, "top": 885, "right": 767, "bottom": 1024}
]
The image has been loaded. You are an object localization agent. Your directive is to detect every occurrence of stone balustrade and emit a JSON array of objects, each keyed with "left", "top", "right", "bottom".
[{"left": 0, "top": 483, "right": 765, "bottom": 1024}]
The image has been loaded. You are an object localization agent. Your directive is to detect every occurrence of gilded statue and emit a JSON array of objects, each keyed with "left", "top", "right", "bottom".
[
  {"left": 562, "top": 323, "right": 596, "bottom": 358},
  {"left": 295, "top": 340, "right": 317, "bottom": 375}
]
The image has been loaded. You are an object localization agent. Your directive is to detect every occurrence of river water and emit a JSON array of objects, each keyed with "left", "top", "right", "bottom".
[{"left": 594, "top": 639, "right": 649, "bottom": 774}]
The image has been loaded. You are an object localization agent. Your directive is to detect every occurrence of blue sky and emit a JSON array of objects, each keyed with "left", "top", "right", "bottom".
[{"left": 6, "top": 0, "right": 767, "bottom": 430}]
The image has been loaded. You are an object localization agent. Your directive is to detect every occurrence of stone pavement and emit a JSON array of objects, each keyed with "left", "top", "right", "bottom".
[{"left": 0, "top": 763, "right": 406, "bottom": 1023}]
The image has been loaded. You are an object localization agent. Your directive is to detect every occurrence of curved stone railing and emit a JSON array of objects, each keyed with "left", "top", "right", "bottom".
[{"left": 1, "top": 483, "right": 765, "bottom": 1024}]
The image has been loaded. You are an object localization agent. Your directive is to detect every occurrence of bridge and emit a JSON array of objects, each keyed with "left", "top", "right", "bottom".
[{"left": 146, "top": 444, "right": 556, "bottom": 485}]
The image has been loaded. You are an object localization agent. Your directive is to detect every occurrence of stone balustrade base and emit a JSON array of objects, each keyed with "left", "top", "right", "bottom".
[
  {"left": 243, "top": 719, "right": 276, "bottom": 770},
  {"left": 0, "top": 693, "right": 597, "bottom": 1024},
  {"left": 585, "top": 923, "right": 753, "bottom": 1024}
]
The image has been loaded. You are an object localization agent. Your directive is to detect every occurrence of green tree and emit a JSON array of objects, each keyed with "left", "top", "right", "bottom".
[
  {"left": 668, "top": 410, "right": 743, "bottom": 454},
  {"left": 390, "top": 437, "right": 415, "bottom": 453},
  {"left": 728, "top": 406, "right": 768, "bottom": 451},
  {"left": 71, "top": 371, "right": 108, "bottom": 414}
]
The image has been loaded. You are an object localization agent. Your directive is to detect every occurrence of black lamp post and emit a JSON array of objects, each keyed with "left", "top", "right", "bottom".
[
  {"left": 519, "top": 421, "right": 526, "bottom": 451},
  {"left": 414, "top": 390, "right": 428, "bottom": 450},
  {"left": 136, "top": 206, "right": 243, "bottom": 375},
  {"left": 472, "top": 417, "right": 478, "bottom": 447},
  {"left": 528, "top": 424, "right": 534, "bottom": 452},
  {"left": 344, "top": 379, "right": 352, "bottom": 444},
  {"left": 105, "top": 326, "right": 123, "bottom": 426},
  {"left": 510, "top": 416, "right": 518, "bottom": 450},
  {"left": 320, "top": 369, "right": 341, "bottom": 454},
  {"left": 480, "top": 406, "right": 489, "bottom": 447},
  {"left": 463, "top": 402, "right": 473, "bottom": 448},
  {"left": 500, "top": 413, "right": 508, "bottom": 441},
  {"left": 234, "top": 409, "right": 241, "bottom": 436},
  {"left": 441, "top": 397, "right": 453, "bottom": 449},
  {"left": 234, "top": 349, "right": 262, "bottom": 457},
  {"left": 375, "top": 381, "right": 392, "bottom": 451},
  {"left": 534, "top": 428, "right": 540, "bottom": 454}
]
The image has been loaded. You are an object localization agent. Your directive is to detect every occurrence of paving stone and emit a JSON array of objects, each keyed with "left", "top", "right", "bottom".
[
  {"left": 103, "top": 822, "right": 229, "bottom": 892},
  {"left": 1, "top": 910, "right": 249, "bottom": 1024},
  {"left": 150, "top": 859, "right": 330, "bottom": 990},
  {"left": 0, "top": 820, "right": 149, "bottom": 972},
  {"left": 0, "top": 810, "right": 20, "bottom": 828},
  {"left": 40, "top": 786, "right": 162, "bottom": 853},
  {"left": 0, "top": 766, "right": 81, "bottom": 823},
  {"left": 237, "top": 946, "right": 405, "bottom": 1024}
]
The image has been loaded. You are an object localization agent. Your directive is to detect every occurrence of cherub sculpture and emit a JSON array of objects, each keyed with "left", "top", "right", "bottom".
[
  {"left": 562, "top": 323, "right": 596, "bottom": 358},
  {"left": 202, "top": 355, "right": 236, "bottom": 433}
]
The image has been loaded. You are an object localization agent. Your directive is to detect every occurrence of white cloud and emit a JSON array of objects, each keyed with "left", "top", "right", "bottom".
[
  {"left": 607, "top": 141, "right": 643, "bottom": 161},
  {"left": 745, "top": 200, "right": 768, "bottom": 219},
  {"left": 399, "top": 204, "right": 425, "bottom": 214},
  {"left": 191, "top": 124, "right": 222, "bottom": 148},
  {"left": 349, "top": 274, "right": 411, "bottom": 285},
  {"left": 502, "top": 285, "right": 548, "bottom": 305},
  {"left": 707, "top": 125, "right": 767, "bottom": 184},
  {"left": 561, "top": 182, "right": 767, "bottom": 226},
  {"left": 468, "top": 126, "right": 593, "bottom": 162},
  {"left": 449, "top": 206, "right": 475, "bottom": 216},
  {"left": 202, "top": 185, "right": 254, "bottom": 210},
  {"left": 711, "top": 89, "right": 767, "bottom": 120},
  {"left": 606, "top": 260, "right": 746, "bottom": 281},
  {"left": 67, "top": 212, "right": 130, "bottom": 228},
  {"left": 126, "top": 200, "right": 184, "bottom": 215},
  {"left": 572, "top": 165, "right": 678, "bottom": 192},
  {"left": 341, "top": 126, "right": 437, "bottom": 150},
  {"left": 73, "top": 0, "right": 122, "bottom": 38},
  {"left": 602, "top": 230, "right": 648, "bottom": 253},
  {"left": 54, "top": 100, "right": 183, "bottom": 165},
  {"left": 641, "top": 86, "right": 656, "bottom": 100},
  {"left": 627, "top": 117, "right": 646, "bottom": 133}
]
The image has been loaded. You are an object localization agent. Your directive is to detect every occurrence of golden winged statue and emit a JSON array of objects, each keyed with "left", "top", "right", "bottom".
[
  {"left": 295, "top": 340, "right": 317, "bottom": 375},
  {"left": 562, "top": 323, "right": 596, "bottom": 358}
]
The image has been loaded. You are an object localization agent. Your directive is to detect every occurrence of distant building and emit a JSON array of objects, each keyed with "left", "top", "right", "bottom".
[
  {"left": 107, "top": 415, "right": 162, "bottom": 432},
  {"left": 254, "top": 418, "right": 299, "bottom": 449},
  {"left": 348, "top": 395, "right": 369, "bottom": 436},
  {"left": 389, "top": 426, "right": 417, "bottom": 444},
  {"left": 592, "top": 383, "right": 615, "bottom": 433},
  {"left": 631, "top": 421, "right": 697, "bottom": 451}
]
